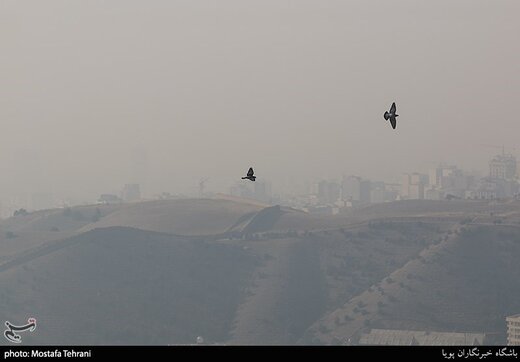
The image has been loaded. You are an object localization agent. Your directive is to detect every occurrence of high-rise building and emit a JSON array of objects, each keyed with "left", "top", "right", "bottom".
[
  {"left": 360, "top": 180, "right": 371, "bottom": 204},
  {"left": 428, "top": 165, "right": 474, "bottom": 198},
  {"left": 370, "top": 182, "right": 398, "bottom": 204},
  {"left": 370, "top": 187, "right": 386, "bottom": 204},
  {"left": 318, "top": 180, "right": 340, "bottom": 204},
  {"left": 429, "top": 167, "right": 443, "bottom": 187},
  {"left": 342, "top": 176, "right": 362, "bottom": 202},
  {"left": 340, "top": 176, "right": 371, "bottom": 204},
  {"left": 328, "top": 182, "right": 340, "bottom": 203},
  {"left": 408, "top": 183, "right": 424, "bottom": 200},
  {"left": 490, "top": 154, "right": 517, "bottom": 180},
  {"left": 506, "top": 314, "right": 520, "bottom": 345},
  {"left": 410, "top": 173, "right": 427, "bottom": 185},
  {"left": 401, "top": 173, "right": 427, "bottom": 200}
]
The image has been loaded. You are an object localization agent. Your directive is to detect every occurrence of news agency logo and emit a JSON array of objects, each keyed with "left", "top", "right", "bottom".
[{"left": 4, "top": 317, "right": 37, "bottom": 343}]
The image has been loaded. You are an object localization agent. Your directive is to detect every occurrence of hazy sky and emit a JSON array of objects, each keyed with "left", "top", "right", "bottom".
[{"left": 1, "top": 1, "right": 519, "bottom": 201}]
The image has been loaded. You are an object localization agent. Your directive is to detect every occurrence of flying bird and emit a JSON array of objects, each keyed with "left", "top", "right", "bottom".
[
  {"left": 383, "top": 102, "right": 399, "bottom": 129},
  {"left": 242, "top": 167, "right": 256, "bottom": 182}
]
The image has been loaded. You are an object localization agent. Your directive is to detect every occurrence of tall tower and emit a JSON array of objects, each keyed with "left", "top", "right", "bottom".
[
  {"left": 199, "top": 178, "right": 209, "bottom": 198},
  {"left": 130, "top": 147, "right": 149, "bottom": 198}
]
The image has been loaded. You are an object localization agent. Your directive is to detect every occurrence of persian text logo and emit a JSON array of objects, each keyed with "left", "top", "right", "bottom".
[{"left": 4, "top": 318, "right": 37, "bottom": 343}]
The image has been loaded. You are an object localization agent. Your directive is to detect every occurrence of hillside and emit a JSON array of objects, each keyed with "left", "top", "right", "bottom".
[
  {"left": 0, "top": 204, "right": 119, "bottom": 233},
  {"left": 0, "top": 204, "right": 118, "bottom": 260},
  {"left": 0, "top": 198, "right": 268, "bottom": 260},
  {"left": 78, "top": 199, "right": 265, "bottom": 236},
  {"left": 1, "top": 198, "right": 519, "bottom": 345},
  {"left": 305, "top": 224, "right": 520, "bottom": 344},
  {"left": 0, "top": 227, "right": 255, "bottom": 345},
  {"left": 227, "top": 220, "right": 449, "bottom": 344}
]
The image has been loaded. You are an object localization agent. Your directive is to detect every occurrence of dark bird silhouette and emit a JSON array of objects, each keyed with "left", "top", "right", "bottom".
[
  {"left": 383, "top": 102, "right": 399, "bottom": 129},
  {"left": 242, "top": 167, "right": 256, "bottom": 181}
]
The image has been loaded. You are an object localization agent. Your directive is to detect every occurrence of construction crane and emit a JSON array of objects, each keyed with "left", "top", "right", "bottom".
[{"left": 199, "top": 177, "right": 209, "bottom": 198}]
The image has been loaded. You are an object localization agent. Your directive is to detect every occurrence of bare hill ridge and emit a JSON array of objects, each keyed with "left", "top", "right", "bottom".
[
  {"left": 305, "top": 224, "right": 520, "bottom": 345},
  {"left": 1, "top": 198, "right": 519, "bottom": 344}
]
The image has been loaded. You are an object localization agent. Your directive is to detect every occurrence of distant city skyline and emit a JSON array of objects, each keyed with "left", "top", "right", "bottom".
[
  {"left": 1, "top": 1, "right": 520, "bottom": 206},
  {"left": 1, "top": 148, "right": 516, "bottom": 218}
]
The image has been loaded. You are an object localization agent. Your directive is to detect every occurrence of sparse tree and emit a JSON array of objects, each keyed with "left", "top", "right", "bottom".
[{"left": 13, "top": 208, "right": 28, "bottom": 217}]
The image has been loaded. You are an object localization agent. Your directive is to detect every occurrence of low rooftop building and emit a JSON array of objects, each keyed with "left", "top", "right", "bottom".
[{"left": 359, "top": 329, "right": 486, "bottom": 346}]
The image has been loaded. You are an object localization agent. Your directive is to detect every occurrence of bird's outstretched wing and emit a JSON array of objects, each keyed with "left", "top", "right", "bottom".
[
  {"left": 390, "top": 102, "right": 397, "bottom": 113},
  {"left": 390, "top": 116, "right": 397, "bottom": 129},
  {"left": 247, "top": 167, "right": 254, "bottom": 177},
  {"left": 390, "top": 102, "right": 396, "bottom": 114}
]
